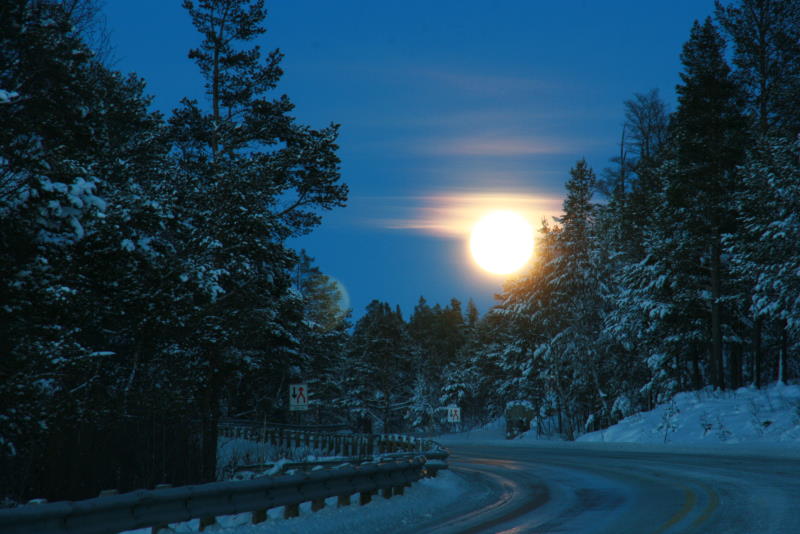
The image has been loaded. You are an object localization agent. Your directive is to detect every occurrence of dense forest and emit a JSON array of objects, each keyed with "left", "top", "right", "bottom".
[{"left": 1, "top": 0, "right": 799, "bottom": 505}]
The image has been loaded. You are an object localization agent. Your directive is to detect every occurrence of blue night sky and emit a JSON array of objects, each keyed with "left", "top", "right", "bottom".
[{"left": 102, "top": 0, "right": 714, "bottom": 319}]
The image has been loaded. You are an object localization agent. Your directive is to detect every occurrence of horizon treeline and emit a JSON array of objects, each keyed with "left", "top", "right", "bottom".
[{"left": 1, "top": 0, "right": 798, "bottom": 506}]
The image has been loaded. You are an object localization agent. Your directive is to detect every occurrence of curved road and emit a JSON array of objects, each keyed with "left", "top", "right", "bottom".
[{"left": 407, "top": 443, "right": 800, "bottom": 533}]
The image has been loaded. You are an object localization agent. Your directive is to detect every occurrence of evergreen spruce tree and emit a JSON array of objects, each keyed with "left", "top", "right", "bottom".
[
  {"left": 291, "top": 251, "right": 350, "bottom": 423},
  {"left": 0, "top": 0, "right": 199, "bottom": 500},
  {"left": 344, "top": 301, "right": 414, "bottom": 432},
  {"left": 731, "top": 137, "right": 800, "bottom": 383},
  {"left": 668, "top": 18, "right": 748, "bottom": 388},
  {"left": 167, "top": 0, "right": 347, "bottom": 480},
  {"left": 716, "top": 0, "right": 800, "bottom": 137}
]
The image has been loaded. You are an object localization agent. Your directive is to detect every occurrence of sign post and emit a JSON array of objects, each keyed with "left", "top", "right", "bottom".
[{"left": 289, "top": 383, "right": 309, "bottom": 411}]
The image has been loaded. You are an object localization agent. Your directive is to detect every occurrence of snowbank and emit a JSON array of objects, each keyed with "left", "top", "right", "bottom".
[
  {"left": 436, "top": 417, "right": 506, "bottom": 445},
  {"left": 579, "top": 382, "right": 800, "bottom": 445}
]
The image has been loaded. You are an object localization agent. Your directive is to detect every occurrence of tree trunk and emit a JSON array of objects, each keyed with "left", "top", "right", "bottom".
[
  {"left": 752, "top": 316, "right": 762, "bottom": 388},
  {"left": 691, "top": 349, "right": 702, "bottom": 391},
  {"left": 730, "top": 343, "right": 742, "bottom": 390},
  {"left": 200, "top": 365, "right": 223, "bottom": 482},
  {"left": 779, "top": 322, "right": 788, "bottom": 383},
  {"left": 556, "top": 393, "right": 563, "bottom": 435},
  {"left": 711, "top": 234, "right": 724, "bottom": 389}
]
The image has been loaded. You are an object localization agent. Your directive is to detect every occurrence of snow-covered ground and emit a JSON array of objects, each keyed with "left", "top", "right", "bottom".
[
  {"left": 578, "top": 382, "right": 800, "bottom": 445},
  {"left": 439, "top": 382, "right": 800, "bottom": 448},
  {"left": 217, "top": 437, "right": 344, "bottom": 479}
]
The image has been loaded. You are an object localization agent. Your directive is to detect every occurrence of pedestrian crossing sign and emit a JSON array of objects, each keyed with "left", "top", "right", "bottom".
[{"left": 290, "top": 383, "right": 309, "bottom": 411}]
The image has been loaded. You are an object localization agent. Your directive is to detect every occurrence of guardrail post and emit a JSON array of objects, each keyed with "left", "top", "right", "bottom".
[
  {"left": 393, "top": 484, "right": 405, "bottom": 496},
  {"left": 381, "top": 487, "right": 392, "bottom": 499},
  {"left": 284, "top": 503, "right": 300, "bottom": 519},
  {"left": 337, "top": 493, "right": 352, "bottom": 507},
  {"left": 198, "top": 516, "right": 216, "bottom": 531},
  {"left": 251, "top": 509, "right": 267, "bottom": 524},
  {"left": 359, "top": 490, "right": 373, "bottom": 505},
  {"left": 150, "top": 485, "right": 172, "bottom": 534},
  {"left": 311, "top": 498, "right": 325, "bottom": 512}
]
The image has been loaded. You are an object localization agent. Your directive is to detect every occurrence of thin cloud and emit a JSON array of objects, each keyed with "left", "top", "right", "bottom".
[
  {"left": 366, "top": 191, "right": 564, "bottom": 238},
  {"left": 417, "top": 68, "right": 556, "bottom": 97},
  {"left": 420, "top": 134, "right": 572, "bottom": 156}
]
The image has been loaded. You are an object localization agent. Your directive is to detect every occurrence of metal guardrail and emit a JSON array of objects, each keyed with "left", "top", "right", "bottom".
[
  {"left": 218, "top": 422, "right": 449, "bottom": 462},
  {"left": 234, "top": 449, "right": 450, "bottom": 478},
  {"left": 0, "top": 422, "right": 450, "bottom": 534},
  {"left": 0, "top": 458, "right": 426, "bottom": 534},
  {"left": 218, "top": 418, "right": 350, "bottom": 433}
]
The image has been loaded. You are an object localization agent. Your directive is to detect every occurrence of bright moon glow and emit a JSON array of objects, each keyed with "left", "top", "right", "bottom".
[{"left": 470, "top": 211, "right": 534, "bottom": 275}]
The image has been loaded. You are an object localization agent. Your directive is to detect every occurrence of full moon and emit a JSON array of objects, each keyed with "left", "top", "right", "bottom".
[{"left": 469, "top": 210, "right": 534, "bottom": 275}]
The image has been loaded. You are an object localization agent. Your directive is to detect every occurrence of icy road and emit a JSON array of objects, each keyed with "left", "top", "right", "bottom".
[{"left": 404, "top": 443, "right": 800, "bottom": 534}]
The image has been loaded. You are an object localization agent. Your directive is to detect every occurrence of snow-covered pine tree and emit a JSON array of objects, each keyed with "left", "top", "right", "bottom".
[
  {"left": 0, "top": 0, "right": 202, "bottom": 501},
  {"left": 543, "top": 160, "right": 609, "bottom": 437},
  {"left": 290, "top": 251, "right": 350, "bottom": 424},
  {"left": 716, "top": 0, "right": 800, "bottom": 386},
  {"left": 620, "top": 18, "right": 747, "bottom": 397},
  {"left": 730, "top": 137, "right": 800, "bottom": 384},
  {"left": 405, "top": 296, "right": 470, "bottom": 430},
  {"left": 166, "top": 0, "right": 348, "bottom": 481},
  {"left": 716, "top": 0, "right": 800, "bottom": 138},
  {"left": 440, "top": 306, "right": 514, "bottom": 427},
  {"left": 667, "top": 17, "right": 748, "bottom": 389},
  {"left": 343, "top": 301, "right": 414, "bottom": 433},
  {"left": 0, "top": 2, "right": 108, "bottom": 481}
]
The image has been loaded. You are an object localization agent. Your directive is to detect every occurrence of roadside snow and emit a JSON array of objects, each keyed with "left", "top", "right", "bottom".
[
  {"left": 437, "top": 383, "right": 800, "bottom": 459},
  {"left": 579, "top": 382, "right": 800, "bottom": 445}
]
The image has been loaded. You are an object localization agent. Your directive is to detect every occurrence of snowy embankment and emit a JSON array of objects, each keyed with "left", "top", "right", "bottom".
[
  {"left": 578, "top": 382, "right": 800, "bottom": 445},
  {"left": 438, "top": 382, "right": 800, "bottom": 457}
]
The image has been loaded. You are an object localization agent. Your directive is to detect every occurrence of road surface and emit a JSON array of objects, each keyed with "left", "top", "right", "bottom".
[{"left": 405, "top": 442, "right": 800, "bottom": 533}]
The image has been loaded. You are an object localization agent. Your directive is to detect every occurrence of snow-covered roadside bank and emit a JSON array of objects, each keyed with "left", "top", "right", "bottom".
[
  {"left": 578, "top": 382, "right": 800, "bottom": 446},
  {"left": 438, "top": 383, "right": 800, "bottom": 459}
]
